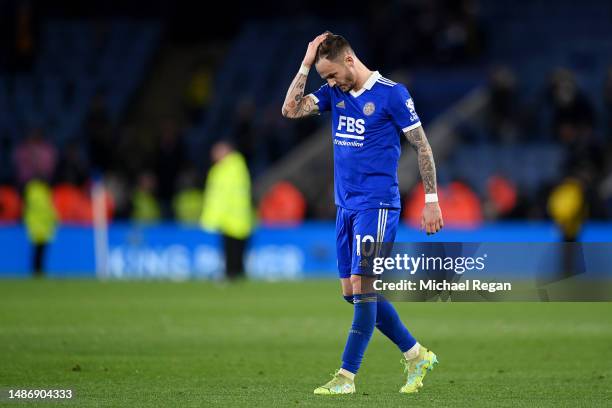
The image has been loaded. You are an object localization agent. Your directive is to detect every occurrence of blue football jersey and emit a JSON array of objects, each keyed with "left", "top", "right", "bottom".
[{"left": 309, "top": 71, "right": 422, "bottom": 210}]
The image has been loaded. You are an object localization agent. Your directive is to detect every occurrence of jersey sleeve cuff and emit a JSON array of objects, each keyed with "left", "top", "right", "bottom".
[
  {"left": 402, "top": 122, "right": 422, "bottom": 133},
  {"left": 307, "top": 93, "right": 319, "bottom": 104}
]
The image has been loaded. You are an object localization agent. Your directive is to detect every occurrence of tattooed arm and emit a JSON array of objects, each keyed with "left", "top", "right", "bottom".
[
  {"left": 404, "top": 126, "right": 437, "bottom": 194},
  {"left": 281, "top": 72, "right": 319, "bottom": 119},
  {"left": 281, "top": 32, "right": 328, "bottom": 119},
  {"left": 404, "top": 125, "right": 444, "bottom": 234}
]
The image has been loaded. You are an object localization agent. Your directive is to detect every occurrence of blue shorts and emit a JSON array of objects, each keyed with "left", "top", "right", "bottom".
[{"left": 336, "top": 206, "right": 400, "bottom": 279}]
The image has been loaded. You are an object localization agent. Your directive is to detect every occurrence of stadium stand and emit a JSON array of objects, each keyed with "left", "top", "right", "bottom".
[
  {"left": 0, "top": 19, "right": 160, "bottom": 159},
  {"left": 1, "top": 0, "right": 612, "bottom": 222}
]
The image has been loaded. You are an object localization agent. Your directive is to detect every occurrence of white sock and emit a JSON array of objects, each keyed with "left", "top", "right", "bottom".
[
  {"left": 403, "top": 342, "right": 421, "bottom": 360},
  {"left": 338, "top": 368, "right": 355, "bottom": 381}
]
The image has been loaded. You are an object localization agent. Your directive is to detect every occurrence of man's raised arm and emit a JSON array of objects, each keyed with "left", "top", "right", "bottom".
[{"left": 281, "top": 33, "right": 327, "bottom": 119}]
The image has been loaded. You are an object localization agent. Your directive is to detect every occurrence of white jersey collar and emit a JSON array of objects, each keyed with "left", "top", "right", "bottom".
[{"left": 349, "top": 71, "right": 381, "bottom": 98}]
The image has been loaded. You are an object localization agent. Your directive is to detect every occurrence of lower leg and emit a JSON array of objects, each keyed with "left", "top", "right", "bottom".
[
  {"left": 33, "top": 243, "right": 45, "bottom": 278},
  {"left": 340, "top": 276, "right": 377, "bottom": 377},
  {"left": 375, "top": 295, "right": 418, "bottom": 355},
  {"left": 341, "top": 278, "right": 418, "bottom": 357},
  {"left": 224, "top": 235, "right": 246, "bottom": 279}
]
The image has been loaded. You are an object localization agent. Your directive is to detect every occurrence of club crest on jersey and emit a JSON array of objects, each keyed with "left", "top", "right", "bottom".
[
  {"left": 363, "top": 102, "right": 375, "bottom": 116},
  {"left": 406, "top": 98, "right": 419, "bottom": 121},
  {"left": 406, "top": 98, "right": 416, "bottom": 113}
]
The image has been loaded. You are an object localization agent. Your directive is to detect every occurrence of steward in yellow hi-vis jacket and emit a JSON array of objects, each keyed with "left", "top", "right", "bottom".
[
  {"left": 201, "top": 142, "right": 253, "bottom": 279},
  {"left": 23, "top": 180, "right": 57, "bottom": 277}
]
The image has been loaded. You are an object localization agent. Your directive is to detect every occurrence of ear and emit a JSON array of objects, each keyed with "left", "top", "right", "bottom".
[{"left": 344, "top": 53, "right": 354, "bottom": 66}]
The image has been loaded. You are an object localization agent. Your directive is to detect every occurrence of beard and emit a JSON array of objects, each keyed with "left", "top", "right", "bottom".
[{"left": 339, "top": 72, "right": 356, "bottom": 92}]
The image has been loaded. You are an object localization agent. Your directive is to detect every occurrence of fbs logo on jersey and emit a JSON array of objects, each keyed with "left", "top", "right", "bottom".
[
  {"left": 337, "top": 115, "right": 365, "bottom": 134},
  {"left": 336, "top": 100, "right": 346, "bottom": 109}
]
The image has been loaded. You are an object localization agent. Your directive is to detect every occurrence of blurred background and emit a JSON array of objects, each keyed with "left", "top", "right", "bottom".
[{"left": 1, "top": 0, "right": 612, "bottom": 278}]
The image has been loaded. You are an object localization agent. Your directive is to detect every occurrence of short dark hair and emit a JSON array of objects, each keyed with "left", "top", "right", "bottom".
[{"left": 315, "top": 31, "right": 352, "bottom": 64}]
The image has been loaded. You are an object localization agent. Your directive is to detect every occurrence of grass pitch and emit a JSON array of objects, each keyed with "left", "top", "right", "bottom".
[{"left": 0, "top": 280, "right": 610, "bottom": 407}]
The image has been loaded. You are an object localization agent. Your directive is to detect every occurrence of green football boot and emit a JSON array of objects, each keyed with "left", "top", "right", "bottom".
[
  {"left": 399, "top": 346, "right": 438, "bottom": 394},
  {"left": 313, "top": 370, "right": 355, "bottom": 395}
]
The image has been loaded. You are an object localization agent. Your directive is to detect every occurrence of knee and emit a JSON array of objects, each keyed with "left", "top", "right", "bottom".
[
  {"left": 349, "top": 275, "right": 362, "bottom": 292},
  {"left": 350, "top": 275, "right": 374, "bottom": 294}
]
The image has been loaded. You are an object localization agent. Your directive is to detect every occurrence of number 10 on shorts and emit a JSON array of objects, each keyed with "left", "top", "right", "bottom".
[{"left": 355, "top": 234, "right": 375, "bottom": 256}]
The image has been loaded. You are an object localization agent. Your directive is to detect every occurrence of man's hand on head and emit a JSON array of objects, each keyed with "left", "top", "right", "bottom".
[
  {"left": 302, "top": 32, "right": 329, "bottom": 68},
  {"left": 281, "top": 34, "right": 327, "bottom": 119}
]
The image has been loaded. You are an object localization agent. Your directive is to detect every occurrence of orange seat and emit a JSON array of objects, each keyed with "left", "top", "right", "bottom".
[
  {"left": 52, "top": 183, "right": 115, "bottom": 224},
  {"left": 259, "top": 181, "right": 306, "bottom": 224},
  {"left": 487, "top": 175, "right": 517, "bottom": 215},
  {"left": 0, "top": 186, "right": 22, "bottom": 222},
  {"left": 52, "top": 184, "right": 92, "bottom": 223},
  {"left": 403, "top": 182, "right": 483, "bottom": 227}
]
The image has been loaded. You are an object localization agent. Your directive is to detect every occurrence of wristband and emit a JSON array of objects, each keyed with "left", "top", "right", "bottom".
[
  {"left": 425, "top": 193, "right": 438, "bottom": 203},
  {"left": 299, "top": 64, "right": 310, "bottom": 76}
]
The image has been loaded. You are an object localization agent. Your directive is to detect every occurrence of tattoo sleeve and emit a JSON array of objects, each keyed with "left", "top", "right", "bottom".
[
  {"left": 281, "top": 71, "right": 319, "bottom": 118},
  {"left": 404, "top": 126, "right": 437, "bottom": 194}
]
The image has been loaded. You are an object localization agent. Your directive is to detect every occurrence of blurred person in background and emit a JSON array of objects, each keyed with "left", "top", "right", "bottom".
[
  {"left": 131, "top": 172, "right": 161, "bottom": 223},
  {"left": 173, "top": 165, "right": 203, "bottom": 224},
  {"left": 551, "top": 69, "right": 607, "bottom": 219},
  {"left": 548, "top": 177, "right": 587, "bottom": 242},
  {"left": 12, "top": 127, "right": 57, "bottom": 187},
  {"left": 547, "top": 176, "right": 590, "bottom": 284},
  {"left": 200, "top": 141, "right": 253, "bottom": 280},
  {"left": 23, "top": 179, "right": 57, "bottom": 277}
]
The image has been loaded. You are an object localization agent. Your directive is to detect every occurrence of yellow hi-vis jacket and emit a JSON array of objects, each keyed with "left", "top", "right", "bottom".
[
  {"left": 200, "top": 152, "right": 253, "bottom": 239},
  {"left": 24, "top": 180, "right": 57, "bottom": 244}
]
